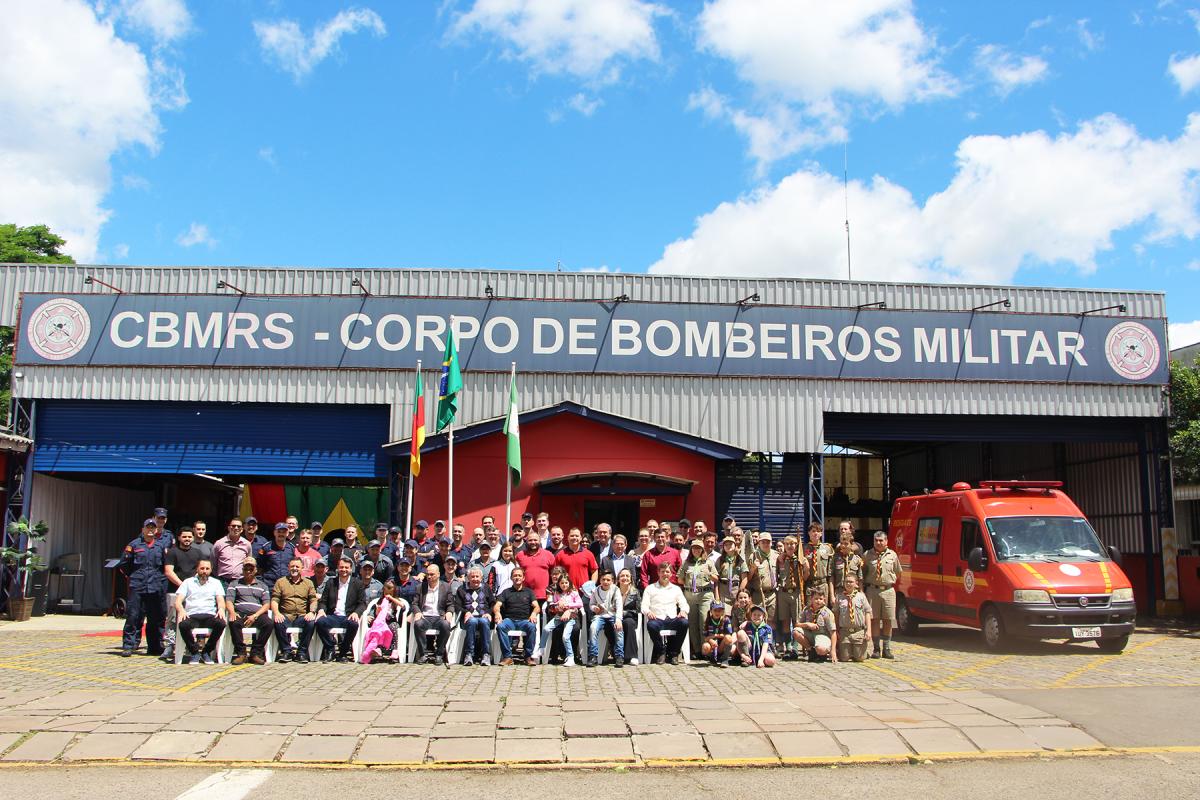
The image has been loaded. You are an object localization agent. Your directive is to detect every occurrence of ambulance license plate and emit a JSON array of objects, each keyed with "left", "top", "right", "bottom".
[{"left": 1072, "top": 626, "right": 1102, "bottom": 639}]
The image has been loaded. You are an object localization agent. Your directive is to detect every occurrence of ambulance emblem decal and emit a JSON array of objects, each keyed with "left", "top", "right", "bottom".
[
  {"left": 1104, "top": 322, "right": 1160, "bottom": 381},
  {"left": 26, "top": 298, "right": 91, "bottom": 361}
]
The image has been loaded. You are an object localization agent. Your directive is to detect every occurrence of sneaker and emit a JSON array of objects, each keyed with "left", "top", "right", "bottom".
[
  {"left": 461, "top": 655, "right": 474, "bottom": 667},
  {"left": 614, "top": 660, "right": 624, "bottom": 669},
  {"left": 481, "top": 654, "right": 492, "bottom": 667},
  {"left": 531, "top": 647, "right": 543, "bottom": 660},
  {"left": 586, "top": 659, "right": 597, "bottom": 668},
  {"left": 120, "top": 649, "right": 133, "bottom": 658},
  {"left": 200, "top": 653, "right": 215, "bottom": 665},
  {"left": 718, "top": 658, "right": 729, "bottom": 668},
  {"left": 188, "top": 653, "right": 201, "bottom": 665},
  {"left": 629, "top": 658, "right": 639, "bottom": 666},
  {"left": 563, "top": 660, "right": 575, "bottom": 667},
  {"left": 297, "top": 651, "right": 311, "bottom": 663}
]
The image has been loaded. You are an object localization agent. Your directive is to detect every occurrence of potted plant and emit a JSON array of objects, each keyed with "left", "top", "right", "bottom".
[{"left": 2, "top": 518, "right": 48, "bottom": 622}]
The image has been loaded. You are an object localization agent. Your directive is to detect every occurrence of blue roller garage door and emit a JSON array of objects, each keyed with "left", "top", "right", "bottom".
[{"left": 34, "top": 401, "right": 389, "bottom": 478}]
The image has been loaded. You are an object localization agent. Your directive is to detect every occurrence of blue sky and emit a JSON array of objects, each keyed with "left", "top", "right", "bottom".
[{"left": 3, "top": 1, "right": 1200, "bottom": 347}]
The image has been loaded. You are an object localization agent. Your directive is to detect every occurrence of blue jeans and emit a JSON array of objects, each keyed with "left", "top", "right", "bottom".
[
  {"left": 543, "top": 615, "right": 578, "bottom": 660},
  {"left": 461, "top": 615, "right": 493, "bottom": 660},
  {"left": 315, "top": 614, "right": 359, "bottom": 655},
  {"left": 588, "top": 615, "right": 623, "bottom": 662},
  {"left": 497, "top": 618, "right": 536, "bottom": 658}
]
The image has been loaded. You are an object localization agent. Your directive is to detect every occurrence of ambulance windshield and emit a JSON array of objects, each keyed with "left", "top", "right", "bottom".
[{"left": 984, "top": 516, "right": 1108, "bottom": 562}]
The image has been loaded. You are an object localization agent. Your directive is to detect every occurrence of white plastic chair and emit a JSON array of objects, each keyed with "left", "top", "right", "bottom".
[
  {"left": 639, "top": 616, "right": 690, "bottom": 664},
  {"left": 541, "top": 610, "right": 586, "bottom": 664},
  {"left": 595, "top": 612, "right": 641, "bottom": 665},
  {"left": 491, "top": 617, "right": 542, "bottom": 662},
  {"left": 173, "top": 620, "right": 231, "bottom": 664},
  {"left": 407, "top": 610, "right": 458, "bottom": 663},
  {"left": 358, "top": 599, "right": 410, "bottom": 663}
]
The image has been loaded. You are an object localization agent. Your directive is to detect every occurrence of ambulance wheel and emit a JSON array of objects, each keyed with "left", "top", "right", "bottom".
[
  {"left": 896, "top": 596, "right": 919, "bottom": 637},
  {"left": 112, "top": 598, "right": 127, "bottom": 619},
  {"left": 1095, "top": 634, "right": 1129, "bottom": 653},
  {"left": 981, "top": 606, "right": 1006, "bottom": 651}
]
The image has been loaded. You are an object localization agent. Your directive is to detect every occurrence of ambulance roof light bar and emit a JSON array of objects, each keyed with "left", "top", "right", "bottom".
[{"left": 979, "top": 480, "right": 1063, "bottom": 492}]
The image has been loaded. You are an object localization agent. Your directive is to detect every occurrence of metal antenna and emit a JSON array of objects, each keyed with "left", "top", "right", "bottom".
[{"left": 844, "top": 141, "right": 852, "bottom": 282}]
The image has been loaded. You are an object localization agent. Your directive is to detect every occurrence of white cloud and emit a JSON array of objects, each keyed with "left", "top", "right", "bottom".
[
  {"left": 975, "top": 44, "right": 1048, "bottom": 95},
  {"left": 693, "top": 0, "right": 952, "bottom": 166},
  {"left": 258, "top": 145, "right": 278, "bottom": 168},
  {"left": 176, "top": 222, "right": 215, "bottom": 248},
  {"left": 1169, "top": 53, "right": 1200, "bottom": 93},
  {"left": 117, "top": 0, "right": 192, "bottom": 44},
  {"left": 689, "top": 87, "right": 842, "bottom": 172},
  {"left": 567, "top": 92, "right": 602, "bottom": 116},
  {"left": 452, "top": 0, "right": 668, "bottom": 84},
  {"left": 1076, "top": 18, "right": 1102, "bottom": 52},
  {"left": 0, "top": 0, "right": 169, "bottom": 262},
  {"left": 254, "top": 8, "right": 386, "bottom": 80},
  {"left": 1171, "top": 320, "right": 1200, "bottom": 349},
  {"left": 650, "top": 114, "right": 1200, "bottom": 285},
  {"left": 113, "top": 243, "right": 130, "bottom": 259},
  {"left": 122, "top": 174, "right": 151, "bottom": 191}
]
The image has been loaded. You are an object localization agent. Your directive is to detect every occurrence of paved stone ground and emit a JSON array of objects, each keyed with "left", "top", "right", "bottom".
[{"left": 0, "top": 617, "right": 1194, "bottom": 767}]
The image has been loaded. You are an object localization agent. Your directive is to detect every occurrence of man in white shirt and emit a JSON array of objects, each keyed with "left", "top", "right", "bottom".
[
  {"left": 640, "top": 563, "right": 689, "bottom": 665},
  {"left": 175, "top": 559, "right": 227, "bottom": 664}
]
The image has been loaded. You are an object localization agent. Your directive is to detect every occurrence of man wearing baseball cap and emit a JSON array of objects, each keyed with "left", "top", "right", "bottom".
[{"left": 152, "top": 507, "right": 174, "bottom": 549}]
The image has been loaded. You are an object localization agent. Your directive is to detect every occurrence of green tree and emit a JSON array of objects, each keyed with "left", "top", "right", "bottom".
[
  {"left": 0, "top": 224, "right": 75, "bottom": 416},
  {"left": 0, "top": 224, "right": 75, "bottom": 264},
  {"left": 1170, "top": 356, "right": 1200, "bottom": 485}
]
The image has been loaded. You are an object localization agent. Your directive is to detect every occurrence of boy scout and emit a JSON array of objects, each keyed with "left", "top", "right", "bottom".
[
  {"left": 775, "top": 535, "right": 806, "bottom": 659},
  {"left": 794, "top": 590, "right": 837, "bottom": 662},
  {"left": 747, "top": 532, "right": 780, "bottom": 645},
  {"left": 714, "top": 536, "right": 749, "bottom": 602},
  {"left": 832, "top": 528, "right": 865, "bottom": 597},
  {"left": 834, "top": 575, "right": 872, "bottom": 662},
  {"left": 803, "top": 522, "right": 833, "bottom": 606},
  {"left": 862, "top": 530, "right": 902, "bottom": 659}
]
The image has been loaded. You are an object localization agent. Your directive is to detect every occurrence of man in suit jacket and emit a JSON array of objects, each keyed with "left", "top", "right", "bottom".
[
  {"left": 315, "top": 556, "right": 367, "bottom": 662},
  {"left": 411, "top": 562, "right": 455, "bottom": 665},
  {"left": 600, "top": 534, "right": 639, "bottom": 584}
]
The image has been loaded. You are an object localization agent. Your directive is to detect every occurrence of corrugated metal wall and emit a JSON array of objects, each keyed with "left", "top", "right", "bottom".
[
  {"left": 13, "top": 365, "right": 1165, "bottom": 454},
  {"left": 0, "top": 263, "right": 1166, "bottom": 325},
  {"left": 1064, "top": 441, "right": 1148, "bottom": 555},
  {"left": 30, "top": 473, "right": 154, "bottom": 612}
]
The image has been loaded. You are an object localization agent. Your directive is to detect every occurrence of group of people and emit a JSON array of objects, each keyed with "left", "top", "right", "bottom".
[{"left": 118, "top": 507, "right": 903, "bottom": 667}]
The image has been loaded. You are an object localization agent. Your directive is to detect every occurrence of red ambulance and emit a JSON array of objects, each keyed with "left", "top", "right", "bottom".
[{"left": 891, "top": 480, "right": 1136, "bottom": 652}]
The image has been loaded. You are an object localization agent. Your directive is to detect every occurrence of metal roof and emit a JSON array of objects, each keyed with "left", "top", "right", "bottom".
[{"left": 0, "top": 263, "right": 1166, "bottom": 326}]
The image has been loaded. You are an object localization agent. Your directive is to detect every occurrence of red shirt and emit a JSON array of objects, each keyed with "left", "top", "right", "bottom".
[
  {"left": 639, "top": 546, "right": 681, "bottom": 588},
  {"left": 294, "top": 546, "right": 320, "bottom": 577},
  {"left": 555, "top": 547, "right": 597, "bottom": 590},
  {"left": 516, "top": 548, "right": 557, "bottom": 599}
]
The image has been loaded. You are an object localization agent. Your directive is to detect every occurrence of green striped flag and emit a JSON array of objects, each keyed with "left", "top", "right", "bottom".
[
  {"left": 435, "top": 328, "right": 462, "bottom": 432},
  {"left": 503, "top": 369, "right": 521, "bottom": 485}
]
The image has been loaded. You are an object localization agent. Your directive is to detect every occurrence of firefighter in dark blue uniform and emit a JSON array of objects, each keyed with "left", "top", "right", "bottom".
[
  {"left": 152, "top": 506, "right": 174, "bottom": 550},
  {"left": 120, "top": 518, "right": 168, "bottom": 657},
  {"left": 257, "top": 523, "right": 296, "bottom": 586}
]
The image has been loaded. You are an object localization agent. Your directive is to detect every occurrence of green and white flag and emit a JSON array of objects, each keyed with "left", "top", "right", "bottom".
[{"left": 503, "top": 368, "right": 521, "bottom": 485}]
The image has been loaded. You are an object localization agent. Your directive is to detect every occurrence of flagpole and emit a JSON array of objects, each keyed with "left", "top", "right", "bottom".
[
  {"left": 505, "top": 361, "right": 515, "bottom": 538},
  {"left": 447, "top": 316, "right": 455, "bottom": 542},
  {"left": 406, "top": 360, "right": 421, "bottom": 540}
]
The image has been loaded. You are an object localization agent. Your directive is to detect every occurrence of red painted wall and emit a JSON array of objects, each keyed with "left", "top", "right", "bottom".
[
  {"left": 411, "top": 414, "right": 716, "bottom": 535},
  {"left": 1179, "top": 556, "right": 1200, "bottom": 617}
]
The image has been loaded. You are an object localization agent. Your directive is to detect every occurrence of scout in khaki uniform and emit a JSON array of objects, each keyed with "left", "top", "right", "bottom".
[
  {"left": 803, "top": 522, "right": 833, "bottom": 607},
  {"left": 714, "top": 536, "right": 749, "bottom": 602},
  {"left": 680, "top": 540, "right": 718, "bottom": 660},
  {"left": 747, "top": 533, "right": 780, "bottom": 645},
  {"left": 862, "top": 530, "right": 902, "bottom": 659},
  {"left": 775, "top": 535, "right": 806, "bottom": 659},
  {"left": 834, "top": 575, "right": 872, "bottom": 662},
  {"left": 832, "top": 528, "right": 864, "bottom": 596}
]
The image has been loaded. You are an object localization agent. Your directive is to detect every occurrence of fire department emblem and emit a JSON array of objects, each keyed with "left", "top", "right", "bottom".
[
  {"left": 1104, "top": 322, "right": 1160, "bottom": 381},
  {"left": 25, "top": 298, "right": 90, "bottom": 361}
]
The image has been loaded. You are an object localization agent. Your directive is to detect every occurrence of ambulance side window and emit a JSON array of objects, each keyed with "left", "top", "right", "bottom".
[
  {"left": 915, "top": 518, "right": 941, "bottom": 554},
  {"left": 960, "top": 519, "right": 982, "bottom": 561}
]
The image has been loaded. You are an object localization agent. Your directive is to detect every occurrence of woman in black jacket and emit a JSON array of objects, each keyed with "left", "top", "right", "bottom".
[{"left": 617, "top": 568, "right": 641, "bottom": 666}]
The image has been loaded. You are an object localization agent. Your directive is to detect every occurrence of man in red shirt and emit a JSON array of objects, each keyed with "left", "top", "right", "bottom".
[
  {"left": 639, "top": 527, "right": 682, "bottom": 589},
  {"left": 516, "top": 529, "right": 556, "bottom": 601},
  {"left": 555, "top": 527, "right": 597, "bottom": 589}
]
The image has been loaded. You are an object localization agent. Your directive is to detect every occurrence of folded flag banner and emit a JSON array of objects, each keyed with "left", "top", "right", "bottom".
[
  {"left": 410, "top": 368, "right": 425, "bottom": 477},
  {"left": 504, "top": 367, "right": 521, "bottom": 486},
  {"left": 436, "top": 328, "right": 462, "bottom": 432}
]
